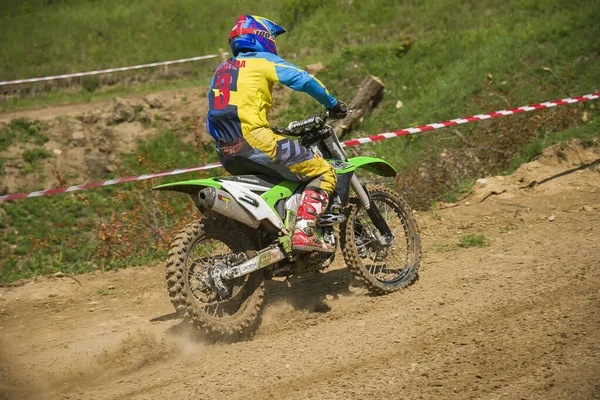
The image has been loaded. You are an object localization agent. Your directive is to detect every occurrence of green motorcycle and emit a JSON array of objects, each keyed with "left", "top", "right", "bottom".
[{"left": 154, "top": 110, "right": 421, "bottom": 337}]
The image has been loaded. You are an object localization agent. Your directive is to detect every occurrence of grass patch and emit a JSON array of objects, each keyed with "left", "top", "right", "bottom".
[
  {"left": 428, "top": 201, "right": 442, "bottom": 220},
  {"left": 22, "top": 148, "right": 53, "bottom": 173},
  {"left": 431, "top": 233, "right": 490, "bottom": 253},
  {"left": 458, "top": 234, "right": 489, "bottom": 248},
  {"left": 0, "top": 119, "right": 49, "bottom": 151}
]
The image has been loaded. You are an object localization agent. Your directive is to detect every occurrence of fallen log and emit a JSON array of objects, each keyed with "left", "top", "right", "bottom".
[{"left": 332, "top": 75, "right": 384, "bottom": 138}]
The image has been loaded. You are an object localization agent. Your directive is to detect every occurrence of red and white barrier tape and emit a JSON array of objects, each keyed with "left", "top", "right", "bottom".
[
  {"left": 341, "top": 93, "right": 599, "bottom": 147},
  {"left": 0, "top": 163, "right": 222, "bottom": 202},
  {"left": 0, "top": 53, "right": 226, "bottom": 86},
  {"left": 0, "top": 92, "right": 598, "bottom": 202}
]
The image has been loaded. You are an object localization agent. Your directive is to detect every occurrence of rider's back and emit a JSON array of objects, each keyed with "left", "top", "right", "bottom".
[{"left": 206, "top": 51, "right": 336, "bottom": 143}]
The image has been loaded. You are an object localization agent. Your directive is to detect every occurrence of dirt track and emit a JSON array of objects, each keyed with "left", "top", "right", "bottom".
[{"left": 1, "top": 142, "right": 600, "bottom": 400}]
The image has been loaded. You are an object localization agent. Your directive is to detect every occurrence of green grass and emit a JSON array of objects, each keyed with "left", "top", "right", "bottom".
[
  {"left": 431, "top": 234, "right": 490, "bottom": 253},
  {"left": 1, "top": 0, "right": 599, "bottom": 282},
  {"left": 22, "top": 148, "right": 53, "bottom": 171},
  {"left": 0, "top": 119, "right": 50, "bottom": 174},
  {"left": 0, "top": 119, "right": 49, "bottom": 151},
  {"left": 1, "top": 194, "right": 101, "bottom": 281},
  {"left": 296, "top": 2, "right": 598, "bottom": 168},
  {"left": 2, "top": 0, "right": 598, "bottom": 116},
  {"left": 458, "top": 234, "right": 489, "bottom": 248},
  {"left": 1, "top": 0, "right": 246, "bottom": 81}
]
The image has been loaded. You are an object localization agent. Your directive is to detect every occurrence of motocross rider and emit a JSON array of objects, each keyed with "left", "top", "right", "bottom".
[{"left": 206, "top": 15, "right": 347, "bottom": 253}]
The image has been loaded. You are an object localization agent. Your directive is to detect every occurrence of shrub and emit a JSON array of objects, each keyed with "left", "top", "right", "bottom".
[{"left": 82, "top": 75, "right": 100, "bottom": 93}]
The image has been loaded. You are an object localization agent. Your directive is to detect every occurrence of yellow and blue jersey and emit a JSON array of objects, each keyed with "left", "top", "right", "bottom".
[{"left": 206, "top": 52, "right": 337, "bottom": 142}]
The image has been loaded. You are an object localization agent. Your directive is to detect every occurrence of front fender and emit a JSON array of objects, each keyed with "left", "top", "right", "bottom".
[
  {"left": 336, "top": 156, "right": 397, "bottom": 177},
  {"left": 152, "top": 178, "right": 222, "bottom": 195}
]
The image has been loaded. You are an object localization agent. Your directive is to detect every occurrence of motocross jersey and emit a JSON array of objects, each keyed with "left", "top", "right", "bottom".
[{"left": 206, "top": 52, "right": 338, "bottom": 143}]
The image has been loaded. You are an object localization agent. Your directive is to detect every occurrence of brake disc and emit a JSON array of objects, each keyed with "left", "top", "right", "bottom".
[{"left": 199, "top": 252, "right": 249, "bottom": 299}]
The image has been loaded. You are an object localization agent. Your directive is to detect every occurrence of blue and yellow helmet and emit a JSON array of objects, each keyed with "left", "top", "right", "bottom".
[{"left": 229, "top": 15, "right": 286, "bottom": 56}]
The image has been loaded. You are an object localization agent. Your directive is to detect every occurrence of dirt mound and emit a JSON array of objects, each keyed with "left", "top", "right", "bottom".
[
  {"left": 395, "top": 106, "right": 588, "bottom": 209},
  {"left": 0, "top": 88, "right": 211, "bottom": 194},
  {"left": 457, "top": 138, "right": 600, "bottom": 205}
]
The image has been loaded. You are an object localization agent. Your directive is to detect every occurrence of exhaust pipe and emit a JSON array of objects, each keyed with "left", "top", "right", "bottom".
[{"left": 196, "top": 187, "right": 260, "bottom": 228}]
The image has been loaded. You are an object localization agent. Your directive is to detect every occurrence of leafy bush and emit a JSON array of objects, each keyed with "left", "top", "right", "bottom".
[{"left": 82, "top": 75, "right": 100, "bottom": 92}]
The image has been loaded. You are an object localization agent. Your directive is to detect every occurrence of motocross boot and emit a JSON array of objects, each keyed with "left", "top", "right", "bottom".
[{"left": 292, "top": 189, "right": 335, "bottom": 253}]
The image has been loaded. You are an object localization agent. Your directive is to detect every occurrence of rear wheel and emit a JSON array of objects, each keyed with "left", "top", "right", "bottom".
[
  {"left": 341, "top": 185, "right": 421, "bottom": 294},
  {"left": 165, "top": 218, "right": 264, "bottom": 337}
]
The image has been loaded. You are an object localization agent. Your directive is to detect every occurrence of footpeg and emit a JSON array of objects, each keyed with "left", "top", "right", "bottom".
[{"left": 317, "top": 213, "right": 346, "bottom": 226}]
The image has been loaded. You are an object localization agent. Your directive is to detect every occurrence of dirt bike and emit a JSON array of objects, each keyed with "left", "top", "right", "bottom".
[{"left": 153, "top": 110, "right": 421, "bottom": 337}]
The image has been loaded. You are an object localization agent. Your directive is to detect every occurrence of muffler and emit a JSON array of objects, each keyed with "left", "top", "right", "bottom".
[{"left": 196, "top": 187, "right": 260, "bottom": 228}]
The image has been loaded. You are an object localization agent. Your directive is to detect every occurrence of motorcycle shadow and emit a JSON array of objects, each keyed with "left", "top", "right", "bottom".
[{"left": 263, "top": 267, "right": 358, "bottom": 313}]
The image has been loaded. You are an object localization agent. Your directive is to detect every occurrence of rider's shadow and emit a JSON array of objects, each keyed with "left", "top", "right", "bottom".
[{"left": 263, "top": 267, "right": 360, "bottom": 313}]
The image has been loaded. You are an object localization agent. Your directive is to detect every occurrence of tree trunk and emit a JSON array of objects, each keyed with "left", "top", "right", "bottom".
[{"left": 332, "top": 75, "right": 384, "bottom": 138}]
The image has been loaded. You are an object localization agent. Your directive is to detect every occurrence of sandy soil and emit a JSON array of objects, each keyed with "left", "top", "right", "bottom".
[{"left": 0, "top": 140, "right": 599, "bottom": 399}]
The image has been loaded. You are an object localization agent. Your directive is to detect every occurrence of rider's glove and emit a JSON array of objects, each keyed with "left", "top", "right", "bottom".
[{"left": 328, "top": 101, "right": 348, "bottom": 119}]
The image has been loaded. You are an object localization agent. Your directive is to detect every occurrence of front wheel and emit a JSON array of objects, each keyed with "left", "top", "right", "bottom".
[
  {"left": 165, "top": 218, "right": 264, "bottom": 338},
  {"left": 341, "top": 185, "right": 421, "bottom": 294}
]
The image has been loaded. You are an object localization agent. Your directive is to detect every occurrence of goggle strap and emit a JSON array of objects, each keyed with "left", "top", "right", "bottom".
[{"left": 229, "top": 28, "right": 275, "bottom": 43}]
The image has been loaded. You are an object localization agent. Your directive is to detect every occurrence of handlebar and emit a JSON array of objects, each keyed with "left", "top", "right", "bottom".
[{"left": 272, "top": 107, "right": 348, "bottom": 137}]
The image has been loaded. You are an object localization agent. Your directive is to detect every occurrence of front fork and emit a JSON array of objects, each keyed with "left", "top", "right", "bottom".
[
  {"left": 322, "top": 133, "right": 393, "bottom": 244},
  {"left": 350, "top": 175, "right": 394, "bottom": 246}
]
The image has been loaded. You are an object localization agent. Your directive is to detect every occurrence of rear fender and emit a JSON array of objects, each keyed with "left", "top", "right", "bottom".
[{"left": 153, "top": 177, "right": 286, "bottom": 231}]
